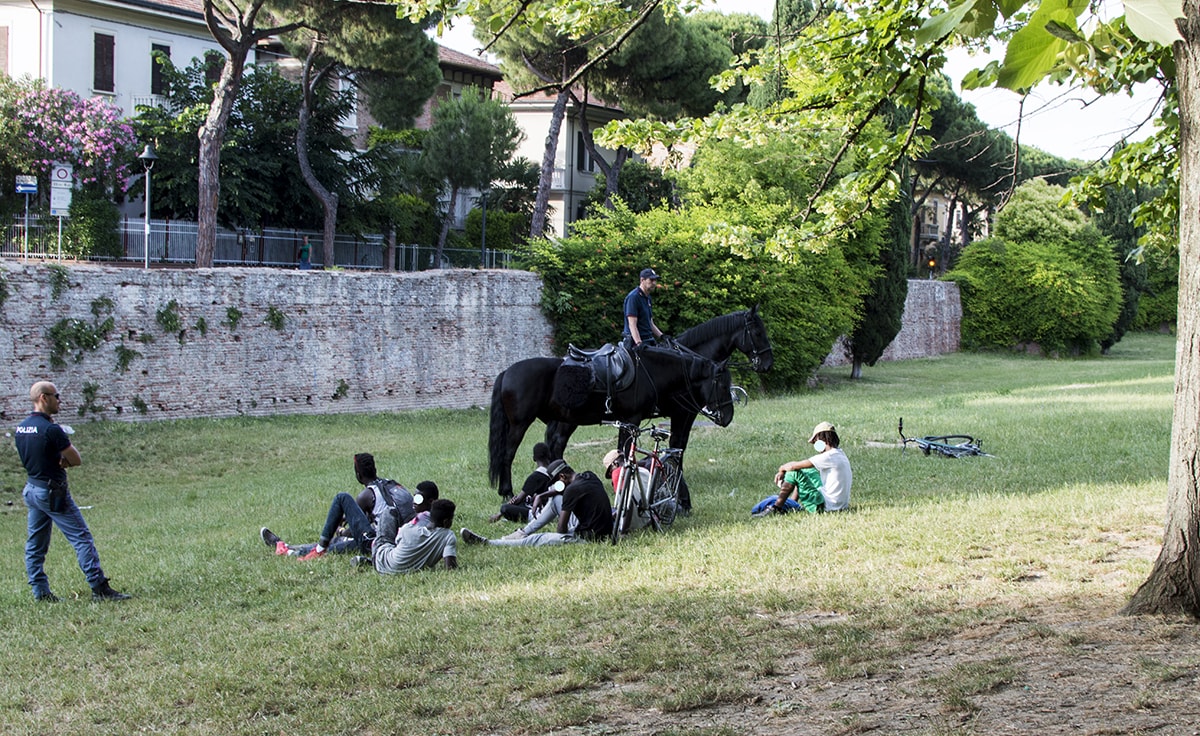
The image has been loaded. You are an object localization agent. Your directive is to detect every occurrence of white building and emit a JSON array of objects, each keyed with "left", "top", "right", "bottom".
[{"left": 0, "top": 0, "right": 229, "bottom": 114}]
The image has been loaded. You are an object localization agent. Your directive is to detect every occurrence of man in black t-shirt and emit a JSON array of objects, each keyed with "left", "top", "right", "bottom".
[
  {"left": 15, "top": 381, "right": 129, "bottom": 602},
  {"left": 461, "top": 461, "right": 612, "bottom": 547}
]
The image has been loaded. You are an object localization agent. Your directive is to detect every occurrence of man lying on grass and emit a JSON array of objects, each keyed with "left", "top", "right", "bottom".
[{"left": 461, "top": 460, "right": 613, "bottom": 546}]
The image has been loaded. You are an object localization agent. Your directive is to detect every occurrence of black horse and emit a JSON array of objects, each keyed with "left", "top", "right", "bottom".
[
  {"left": 488, "top": 307, "right": 773, "bottom": 499},
  {"left": 488, "top": 344, "right": 735, "bottom": 498}
]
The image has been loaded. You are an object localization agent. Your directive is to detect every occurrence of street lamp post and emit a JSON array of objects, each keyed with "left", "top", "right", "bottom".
[
  {"left": 479, "top": 186, "right": 491, "bottom": 268},
  {"left": 138, "top": 144, "right": 158, "bottom": 269}
]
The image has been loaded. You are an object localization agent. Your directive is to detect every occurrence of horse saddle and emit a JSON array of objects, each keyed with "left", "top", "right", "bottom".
[{"left": 552, "top": 343, "right": 636, "bottom": 410}]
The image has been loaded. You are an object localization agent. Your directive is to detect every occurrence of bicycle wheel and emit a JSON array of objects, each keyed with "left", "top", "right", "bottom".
[
  {"left": 648, "top": 453, "right": 682, "bottom": 530},
  {"left": 611, "top": 465, "right": 634, "bottom": 545}
]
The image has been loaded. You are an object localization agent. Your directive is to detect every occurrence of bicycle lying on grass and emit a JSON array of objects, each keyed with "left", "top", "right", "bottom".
[
  {"left": 602, "top": 421, "right": 685, "bottom": 545},
  {"left": 898, "top": 417, "right": 994, "bottom": 458}
]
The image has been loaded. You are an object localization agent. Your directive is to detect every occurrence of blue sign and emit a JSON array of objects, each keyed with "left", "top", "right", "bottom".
[{"left": 15, "top": 175, "right": 36, "bottom": 195}]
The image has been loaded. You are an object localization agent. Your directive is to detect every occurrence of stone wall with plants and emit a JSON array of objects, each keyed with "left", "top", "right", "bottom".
[{"left": 0, "top": 263, "right": 552, "bottom": 422}]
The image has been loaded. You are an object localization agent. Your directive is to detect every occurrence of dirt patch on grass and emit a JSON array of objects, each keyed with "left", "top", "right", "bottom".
[{"left": 570, "top": 602, "right": 1200, "bottom": 735}]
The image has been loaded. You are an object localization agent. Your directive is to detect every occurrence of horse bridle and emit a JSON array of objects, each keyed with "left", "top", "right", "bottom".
[{"left": 741, "top": 312, "right": 772, "bottom": 371}]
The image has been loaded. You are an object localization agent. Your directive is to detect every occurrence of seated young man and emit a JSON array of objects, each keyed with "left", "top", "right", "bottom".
[
  {"left": 259, "top": 454, "right": 421, "bottom": 559},
  {"left": 373, "top": 499, "right": 458, "bottom": 574},
  {"left": 753, "top": 421, "right": 852, "bottom": 516},
  {"left": 460, "top": 460, "right": 612, "bottom": 547},
  {"left": 490, "top": 442, "right": 553, "bottom": 524}
]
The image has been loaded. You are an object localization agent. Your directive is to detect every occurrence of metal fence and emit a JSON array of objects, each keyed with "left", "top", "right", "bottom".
[{"left": 1, "top": 214, "right": 518, "bottom": 271}]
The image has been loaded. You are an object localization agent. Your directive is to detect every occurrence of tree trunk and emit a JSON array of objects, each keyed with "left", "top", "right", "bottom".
[
  {"left": 435, "top": 184, "right": 458, "bottom": 269},
  {"left": 1123, "top": 6, "right": 1200, "bottom": 617},
  {"left": 850, "top": 358, "right": 863, "bottom": 379},
  {"left": 385, "top": 226, "right": 396, "bottom": 272},
  {"left": 530, "top": 87, "right": 572, "bottom": 239},
  {"left": 574, "top": 93, "right": 630, "bottom": 210},
  {"left": 297, "top": 47, "right": 339, "bottom": 269},
  {"left": 196, "top": 52, "right": 246, "bottom": 268}
]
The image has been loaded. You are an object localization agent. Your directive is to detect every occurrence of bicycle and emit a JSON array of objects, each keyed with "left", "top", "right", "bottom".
[
  {"left": 898, "top": 417, "right": 994, "bottom": 458},
  {"left": 601, "top": 421, "right": 685, "bottom": 544}
]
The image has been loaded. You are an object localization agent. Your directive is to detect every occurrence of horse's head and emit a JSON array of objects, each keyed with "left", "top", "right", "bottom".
[
  {"left": 740, "top": 305, "right": 774, "bottom": 373},
  {"left": 700, "top": 359, "right": 735, "bottom": 427}
]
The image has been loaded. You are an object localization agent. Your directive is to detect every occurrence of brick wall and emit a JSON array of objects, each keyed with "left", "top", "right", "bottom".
[
  {"left": 0, "top": 265, "right": 960, "bottom": 423},
  {"left": 0, "top": 263, "right": 553, "bottom": 422},
  {"left": 822, "top": 279, "right": 961, "bottom": 367}
]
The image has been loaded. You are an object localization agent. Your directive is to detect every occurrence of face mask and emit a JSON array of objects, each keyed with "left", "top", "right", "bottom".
[
  {"left": 813, "top": 440, "right": 827, "bottom": 453},
  {"left": 550, "top": 480, "right": 566, "bottom": 493}
]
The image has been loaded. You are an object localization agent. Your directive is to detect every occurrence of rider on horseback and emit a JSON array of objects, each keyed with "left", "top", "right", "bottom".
[{"left": 622, "top": 268, "right": 664, "bottom": 351}]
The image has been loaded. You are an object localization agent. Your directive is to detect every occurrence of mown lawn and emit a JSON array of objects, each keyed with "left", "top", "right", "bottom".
[{"left": 0, "top": 333, "right": 1175, "bottom": 735}]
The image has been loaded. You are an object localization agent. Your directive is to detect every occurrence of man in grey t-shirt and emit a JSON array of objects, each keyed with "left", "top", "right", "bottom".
[{"left": 373, "top": 499, "right": 458, "bottom": 574}]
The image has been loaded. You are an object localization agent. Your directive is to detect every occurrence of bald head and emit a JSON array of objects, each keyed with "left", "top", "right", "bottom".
[{"left": 29, "top": 381, "right": 62, "bottom": 415}]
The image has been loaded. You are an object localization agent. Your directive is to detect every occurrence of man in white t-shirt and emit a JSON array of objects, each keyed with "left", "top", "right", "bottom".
[{"left": 766, "top": 421, "right": 852, "bottom": 514}]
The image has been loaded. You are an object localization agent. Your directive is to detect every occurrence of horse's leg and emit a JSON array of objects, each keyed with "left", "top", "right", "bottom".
[
  {"left": 544, "top": 421, "right": 578, "bottom": 461},
  {"left": 668, "top": 412, "right": 697, "bottom": 512}
]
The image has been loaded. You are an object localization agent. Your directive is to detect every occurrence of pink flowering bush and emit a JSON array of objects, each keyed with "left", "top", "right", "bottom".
[{"left": 14, "top": 83, "right": 136, "bottom": 188}]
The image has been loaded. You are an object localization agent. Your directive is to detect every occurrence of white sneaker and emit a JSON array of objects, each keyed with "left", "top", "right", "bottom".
[{"left": 502, "top": 529, "right": 528, "bottom": 540}]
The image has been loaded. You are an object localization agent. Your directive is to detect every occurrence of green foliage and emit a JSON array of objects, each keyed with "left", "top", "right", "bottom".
[
  {"left": 47, "top": 264, "right": 70, "bottom": 300},
  {"left": 994, "top": 179, "right": 1088, "bottom": 247},
  {"left": 156, "top": 300, "right": 182, "bottom": 334},
  {"left": 279, "top": 3, "right": 441, "bottom": 131},
  {"left": 77, "top": 381, "right": 103, "bottom": 417},
  {"left": 421, "top": 88, "right": 524, "bottom": 199},
  {"left": 333, "top": 379, "right": 350, "bottom": 400},
  {"left": 390, "top": 193, "right": 439, "bottom": 247},
  {"left": 224, "top": 307, "right": 243, "bottom": 331},
  {"left": 131, "top": 395, "right": 148, "bottom": 414},
  {"left": 948, "top": 229, "right": 1122, "bottom": 355},
  {"left": 464, "top": 207, "right": 528, "bottom": 252},
  {"left": 1091, "top": 177, "right": 1152, "bottom": 351},
  {"left": 0, "top": 268, "right": 8, "bottom": 308},
  {"left": 584, "top": 161, "right": 677, "bottom": 214},
  {"left": 1132, "top": 246, "right": 1178, "bottom": 331},
  {"left": 129, "top": 55, "right": 396, "bottom": 234},
  {"left": 114, "top": 341, "right": 141, "bottom": 373},
  {"left": 522, "top": 201, "right": 867, "bottom": 389},
  {"left": 61, "top": 190, "right": 121, "bottom": 259},
  {"left": 264, "top": 306, "right": 287, "bottom": 331},
  {"left": 194, "top": 316, "right": 208, "bottom": 336},
  {"left": 845, "top": 194, "right": 910, "bottom": 372},
  {"left": 47, "top": 297, "right": 115, "bottom": 368}
]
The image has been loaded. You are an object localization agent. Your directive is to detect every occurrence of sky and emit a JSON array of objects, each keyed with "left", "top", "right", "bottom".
[{"left": 430, "top": 0, "right": 1163, "bottom": 161}]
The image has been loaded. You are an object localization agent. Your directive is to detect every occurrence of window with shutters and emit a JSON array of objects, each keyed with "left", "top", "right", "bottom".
[
  {"left": 94, "top": 33, "right": 115, "bottom": 93},
  {"left": 150, "top": 43, "right": 170, "bottom": 95}
]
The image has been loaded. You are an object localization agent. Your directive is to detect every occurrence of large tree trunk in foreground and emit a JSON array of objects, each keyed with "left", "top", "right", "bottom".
[{"left": 1123, "top": 5, "right": 1200, "bottom": 617}]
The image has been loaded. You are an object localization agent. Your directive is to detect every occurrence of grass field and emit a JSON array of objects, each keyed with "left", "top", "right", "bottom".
[{"left": 0, "top": 332, "right": 1177, "bottom": 735}]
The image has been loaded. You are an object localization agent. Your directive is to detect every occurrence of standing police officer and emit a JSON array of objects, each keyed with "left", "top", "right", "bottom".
[{"left": 15, "top": 381, "right": 129, "bottom": 602}]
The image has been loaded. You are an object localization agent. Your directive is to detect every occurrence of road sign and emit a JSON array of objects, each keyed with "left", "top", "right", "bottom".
[
  {"left": 50, "top": 186, "right": 73, "bottom": 217},
  {"left": 15, "top": 175, "right": 36, "bottom": 195},
  {"left": 49, "top": 164, "right": 73, "bottom": 216},
  {"left": 51, "top": 163, "right": 73, "bottom": 188}
]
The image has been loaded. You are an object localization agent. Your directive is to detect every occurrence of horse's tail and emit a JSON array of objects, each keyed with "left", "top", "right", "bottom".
[{"left": 488, "top": 370, "right": 508, "bottom": 488}]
